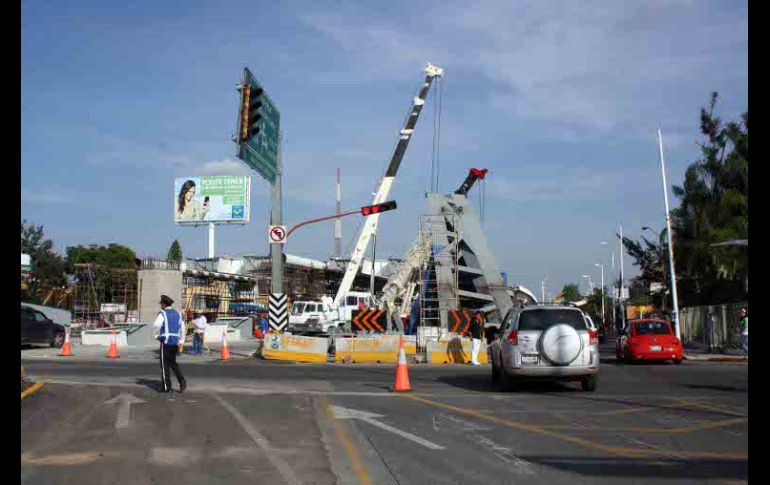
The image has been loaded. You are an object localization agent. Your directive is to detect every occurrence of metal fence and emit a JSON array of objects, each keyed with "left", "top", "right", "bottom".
[{"left": 678, "top": 302, "right": 747, "bottom": 348}]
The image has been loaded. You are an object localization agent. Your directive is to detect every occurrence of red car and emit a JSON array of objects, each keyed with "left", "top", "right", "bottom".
[{"left": 616, "top": 318, "right": 683, "bottom": 364}]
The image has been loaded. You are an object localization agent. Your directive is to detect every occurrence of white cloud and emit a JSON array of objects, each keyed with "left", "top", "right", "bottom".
[
  {"left": 199, "top": 158, "right": 251, "bottom": 176},
  {"left": 299, "top": 0, "right": 747, "bottom": 133}
]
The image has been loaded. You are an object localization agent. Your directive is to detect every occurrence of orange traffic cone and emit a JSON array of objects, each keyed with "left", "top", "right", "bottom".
[
  {"left": 220, "top": 331, "right": 231, "bottom": 361},
  {"left": 106, "top": 329, "right": 120, "bottom": 358},
  {"left": 59, "top": 328, "right": 73, "bottom": 357},
  {"left": 391, "top": 337, "right": 411, "bottom": 392}
]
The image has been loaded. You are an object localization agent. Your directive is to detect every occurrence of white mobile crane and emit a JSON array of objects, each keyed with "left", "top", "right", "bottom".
[
  {"left": 333, "top": 63, "right": 444, "bottom": 307},
  {"left": 287, "top": 63, "right": 444, "bottom": 335}
]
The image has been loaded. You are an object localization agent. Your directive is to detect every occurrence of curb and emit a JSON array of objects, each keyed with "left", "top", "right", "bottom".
[
  {"left": 684, "top": 354, "right": 748, "bottom": 362},
  {"left": 21, "top": 381, "right": 45, "bottom": 400}
]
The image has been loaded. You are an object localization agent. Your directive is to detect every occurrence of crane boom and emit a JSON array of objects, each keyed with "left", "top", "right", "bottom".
[
  {"left": 333, "top": 63, "right": 444, "bottom": 307},
  {"left": 455, "top": 168, "right": 488, "bottom": 196}
]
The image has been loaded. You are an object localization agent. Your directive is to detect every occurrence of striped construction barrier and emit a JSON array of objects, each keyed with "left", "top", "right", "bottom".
[
  {"left": 351, "top": 308, "right": 387, "bottom": 333},
  {"left": 261, "top": 334, "right": 329, "bottom": 363},
  {"left": 426, "top": 337, "right": 489, "bottom": 364},
  {"left": 335, "top": 335, "right": 417, "bottom": 363}
]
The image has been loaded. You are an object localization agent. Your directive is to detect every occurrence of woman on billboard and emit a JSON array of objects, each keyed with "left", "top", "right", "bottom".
[{"left": 176, "top": 180, "right": 210, "bottom": 222}]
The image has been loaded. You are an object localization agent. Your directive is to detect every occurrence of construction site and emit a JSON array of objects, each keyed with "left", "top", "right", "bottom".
[{"left": 25, "top": 63, "right": 537, "bottom": 352}]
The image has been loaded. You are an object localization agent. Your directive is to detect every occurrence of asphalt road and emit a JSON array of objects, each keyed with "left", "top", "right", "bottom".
[{"left": 21, "top": 341, "right": 748, "bottom": 484}]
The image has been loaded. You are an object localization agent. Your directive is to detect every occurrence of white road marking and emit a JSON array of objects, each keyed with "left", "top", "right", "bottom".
[
  {"left": 331, "top": 405, "right": 445, "bottom": 450},
  {"left": 213, "top": 394, "right": 302, "bottom": 485},
  {"left": 104, "top": 393, "right": 146, "bottom": 429}
]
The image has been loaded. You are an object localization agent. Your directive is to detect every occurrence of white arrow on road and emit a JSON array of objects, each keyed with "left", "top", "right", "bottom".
[
  {"left": 331, "top": 405, "right": 445, "bottom": 450},
  {"left": 105, "top": 393, "right": 146, "bottom": 429}
]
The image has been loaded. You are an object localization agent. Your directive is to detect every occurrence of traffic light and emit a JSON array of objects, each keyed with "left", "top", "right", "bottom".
[
  {"left": 239, "top": 85, "right": 265, "bottom": 143},
  {"left": 361, "top": 200, "right": 397, "bottom": 216}
]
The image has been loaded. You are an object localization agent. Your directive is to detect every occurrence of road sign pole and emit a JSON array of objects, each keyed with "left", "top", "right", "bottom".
[
  {"left": 208, "top": 223, "right": 216, "bottom": 259},
  {"left": 271, "top": 136, "right": 283, "bottom": 293}
]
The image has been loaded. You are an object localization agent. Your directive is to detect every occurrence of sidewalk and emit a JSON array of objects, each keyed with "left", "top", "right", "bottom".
[{"left": 683, "top": 341, "right": 748, "bottom": 362}]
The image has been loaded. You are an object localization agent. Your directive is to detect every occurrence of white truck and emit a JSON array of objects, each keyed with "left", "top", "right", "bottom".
[{"left": 288, "top": 292, "right": 373, "bottom": 335}]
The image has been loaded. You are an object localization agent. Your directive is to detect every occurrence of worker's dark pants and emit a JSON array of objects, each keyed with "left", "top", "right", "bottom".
[{"left": 159, "top": 343, "right": 185, "bottom": 392}]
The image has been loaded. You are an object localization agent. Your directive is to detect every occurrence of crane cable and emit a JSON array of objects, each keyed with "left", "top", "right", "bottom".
[{"left": 430, "top": 77, "right": 444, "bottom": 193}]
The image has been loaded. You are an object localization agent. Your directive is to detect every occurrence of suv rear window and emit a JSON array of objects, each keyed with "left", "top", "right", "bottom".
[{"left": 518, "top": 309, "right": 587, "bottom": 331}]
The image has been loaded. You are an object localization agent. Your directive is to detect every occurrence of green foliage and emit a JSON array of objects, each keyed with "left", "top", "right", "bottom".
[
  {"left": 65, "top": 244, "right": 137, "bottom": 271},
  {"left": 21, "top": 220, "right": 67, "bottom": 299},
  {"left": 669, "top": 92, "right": 748, "bottom": 305},
  {"left": 167, "top": 240, "right": 183, "bottom": 263},
  {"left": 582, "top": 287, "right": 610, "bottom": 320},
  {"left": 622, "top": 230, "right": 669, "bottom": 308},
  {"left": 560, "top": 283, "right": 582, "bottom": 303}
]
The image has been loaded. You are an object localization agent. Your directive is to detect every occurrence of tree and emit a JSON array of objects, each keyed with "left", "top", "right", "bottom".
[
  {"left": 21, "top": 220, "right": 67, "bottom": 301},
  {"left": 670, "top": 92, "right": 748, "bottom": 305},
  {"left": 65, "top": 244, "right": 137, "bottom": 271},
  {"left": 560, "top": 283, "right": 582, "bottom": 303},
  {"left": 167, "top": 240, "right": 182, "bottom": 263},
  {"left": 622, "top": 229, "right": 669, "bottom": 309},
  {"left": 583, "top": 287, "right": 609, "bottom": 320}
]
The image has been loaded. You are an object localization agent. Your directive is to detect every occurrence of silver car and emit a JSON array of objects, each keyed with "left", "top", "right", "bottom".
[{"left": 490, "top": 305, "right": 600, "bottom": 391}]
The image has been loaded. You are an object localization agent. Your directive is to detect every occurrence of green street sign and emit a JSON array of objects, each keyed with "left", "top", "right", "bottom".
[{"left": 236, "top": 68, "right": 280, "bottom": 185}]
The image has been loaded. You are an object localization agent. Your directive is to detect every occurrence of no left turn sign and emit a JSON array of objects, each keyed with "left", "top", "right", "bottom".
[{"left": 269, "top": 225, "right": 287, "bottom": 244}]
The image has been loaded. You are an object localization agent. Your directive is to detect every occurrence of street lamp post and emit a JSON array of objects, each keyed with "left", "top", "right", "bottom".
[
  {"left": 657, "top": 129, "right": 681, "bottom": 340},
  {"left": 595, "top": 263, "right": 604, "bottom": 324}
]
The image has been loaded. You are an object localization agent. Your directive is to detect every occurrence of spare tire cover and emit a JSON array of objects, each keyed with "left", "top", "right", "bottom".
[{"left": 540, "top": 323, "right": 582, "bottom": 366}]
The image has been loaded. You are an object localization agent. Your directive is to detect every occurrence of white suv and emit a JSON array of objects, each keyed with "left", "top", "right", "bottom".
[{"left": 490, "top": 305, "right": 600, "bottom": 391}]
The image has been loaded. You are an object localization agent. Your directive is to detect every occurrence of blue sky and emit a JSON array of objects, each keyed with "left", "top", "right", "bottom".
[{"left": 21, "top": 0, "right": 747, "bottom": 297}]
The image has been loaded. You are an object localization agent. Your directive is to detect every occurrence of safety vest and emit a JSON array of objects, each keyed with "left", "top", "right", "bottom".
[{"left": 157, "top": 308, "right": 183, "bottom": 345}]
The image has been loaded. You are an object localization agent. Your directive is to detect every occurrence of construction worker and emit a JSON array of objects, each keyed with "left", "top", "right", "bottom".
[
  {"left": 192, "top": 311, "right": 208, "bottom": 355},
  {"left": 470, "top": 310, "right": 484, "bottom": 365},
  {"left": 153, "top": 295, "right": 187, "bottom": 393}
]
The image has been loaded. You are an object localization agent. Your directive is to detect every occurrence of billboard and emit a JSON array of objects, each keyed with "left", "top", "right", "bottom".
[{"left": 174, "top": 176, "right": 250, "bottom": 224}]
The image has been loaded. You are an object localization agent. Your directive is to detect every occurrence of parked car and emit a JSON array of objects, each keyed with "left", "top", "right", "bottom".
[
  {"left": 21, "top": 305, "right": 66, "bottom": 347},
  {"left": 490, "top": 304, "right": 600, "bottom": 392},
  {"left": 616, "top": 318, "right": 683, "bottom": 364}
]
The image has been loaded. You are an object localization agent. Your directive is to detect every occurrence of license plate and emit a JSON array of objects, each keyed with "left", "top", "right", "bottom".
[
  {"left": 650, "top": 345, "right": 662, "bottom": 352},
  {"left": 521, "top": 354, "right": 539, "bottom": 365}
]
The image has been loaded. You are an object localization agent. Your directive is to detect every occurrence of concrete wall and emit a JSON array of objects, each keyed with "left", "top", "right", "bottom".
[
  {"left": 82, "top": 330, "right": 128, "bottom": 347},
  {"left": 138, "top": 269, "right": 183, "bottom": 323}
]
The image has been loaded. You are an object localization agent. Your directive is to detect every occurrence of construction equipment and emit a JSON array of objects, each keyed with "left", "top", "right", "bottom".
[
  {"left": 424, "top": 167, "right": 514, "bottom": 327},
  {"left": 379, "top": 235, "right": 432, "bottom": 331},
  {"left": 454, "top": 168, "right": 488, "bottom": 196},
  {"left": 333, "top": 63, "right": 444, "bottom": 308},
  {"left": 380, "top": 168, "right": 490, "bottom": 331}
]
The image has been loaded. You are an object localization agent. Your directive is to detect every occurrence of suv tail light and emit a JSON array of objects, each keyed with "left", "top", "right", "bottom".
[
  {"left": 588, "top": 329, "right": 598, "bottom": 345},
  {"left": 508, "top": 330, "right": 518, "bottom": 345}
]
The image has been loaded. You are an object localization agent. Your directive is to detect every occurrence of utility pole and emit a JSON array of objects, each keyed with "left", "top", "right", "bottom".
[
  {"left": 619, "top": 224, "right": 626, "bottom": 331},
  {"left": 271, "top": 136, "right": 283, "bottom": 293},
  {"left": 658, "top": 128, "right": 681, "bottom": 340},
  {"left": 595, "top": 263, "right": 605, "bottom": 324}
]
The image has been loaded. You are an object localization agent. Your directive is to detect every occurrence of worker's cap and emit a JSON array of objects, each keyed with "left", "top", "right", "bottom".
[{"left": 159, "top": 295, "right": 174, "bottom": 306}]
